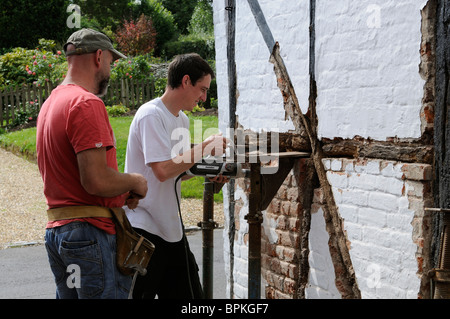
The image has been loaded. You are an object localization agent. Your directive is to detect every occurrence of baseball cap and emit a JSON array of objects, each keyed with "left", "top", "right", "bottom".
[{"left": 63, "top": 28, "right": 127, "bottom": 60}]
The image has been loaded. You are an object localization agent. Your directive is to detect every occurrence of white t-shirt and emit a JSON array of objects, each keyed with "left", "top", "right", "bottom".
[{"left": 124, "top": 98, "right": 190, "bottom": 242}]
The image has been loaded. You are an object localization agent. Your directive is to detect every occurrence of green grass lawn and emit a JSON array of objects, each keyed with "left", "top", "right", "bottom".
[{"left": 0, "top": 114, "right": 222, "bottom": 202}]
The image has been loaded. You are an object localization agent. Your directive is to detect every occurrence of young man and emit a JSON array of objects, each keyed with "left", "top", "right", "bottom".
[
  {"left": 36, "top": 28, "right": 148, "bottom": 299},
  {"left": 124, "top": 53, "right": 228, "bottom": 299}
]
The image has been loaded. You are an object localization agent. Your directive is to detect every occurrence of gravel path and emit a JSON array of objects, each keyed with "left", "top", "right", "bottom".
[{"left": 0, "top": 148, "right": 224, "bottom": 249}]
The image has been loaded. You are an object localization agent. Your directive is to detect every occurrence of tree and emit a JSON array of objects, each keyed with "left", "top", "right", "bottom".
[
  {"left": 115, "top": 14, "right": 157, "bottom": 57},
  {"left": 128, "top": 0, "right": 177, "bottom": 55},
  {"left": 78, "top": 0, "right": 130, "bottom": 31},
  {"left": 160, "top": 0, "right": 197, "bottom": 34},
  {"left": 188, "top": 0, "right": 214, "bottom": 36},
  {"left": 0, "top": 0, "right": 72, "bottom": 50}
]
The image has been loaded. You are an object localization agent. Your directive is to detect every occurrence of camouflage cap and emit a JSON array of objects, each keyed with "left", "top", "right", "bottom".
[{"left": 63, "top": 28, "right": 126, "bottom": 60}]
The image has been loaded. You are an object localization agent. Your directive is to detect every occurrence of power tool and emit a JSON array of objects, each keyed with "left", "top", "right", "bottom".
[{"left": 186, "top": 158, "right": 249, "bottom": 178}]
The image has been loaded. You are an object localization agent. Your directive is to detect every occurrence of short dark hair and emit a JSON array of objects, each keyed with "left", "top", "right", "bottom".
[{"left": 167, "top": 53, "right": 215, "bottom": 89}]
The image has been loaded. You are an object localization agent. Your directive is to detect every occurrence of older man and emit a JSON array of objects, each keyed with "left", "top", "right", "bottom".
[{"left": 36, "top": 28, "right": 147, "bottom": 299}]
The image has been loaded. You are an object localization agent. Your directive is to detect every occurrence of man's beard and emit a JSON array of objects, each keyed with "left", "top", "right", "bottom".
[{"left": 96, "top": 73, "right": 110, "bottom": 97}]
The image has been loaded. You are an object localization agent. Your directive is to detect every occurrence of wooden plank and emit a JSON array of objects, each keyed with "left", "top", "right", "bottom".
[
  {"left": 245, "top": 150, "right": 310, "bottom": 162},
  {"left": 432, "top": 0, "right": 450, "bottom": 273},
  {"left": 0, "top": 89, "right": 4, "bottom": 127},
  {"left": 7, "top": 86, "right": 14, "bottom": 124},
  {"left": 129, "top": 80, "right": 137, "bottom": 108}
]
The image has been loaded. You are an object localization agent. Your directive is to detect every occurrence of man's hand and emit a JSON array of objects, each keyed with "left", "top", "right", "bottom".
[
  {"left": 209, "top": 174, "right": 229, "bottom": 184},
  {"left": 126, "top": 174, "right": 147, "bottom": 210},
  {"left": 203, "top": 133, "right": 230, "bottom": 157},
  {"left": 209, "top": 174, "right": 229, "bottom": 194},
  {"left": 125, "top": 191, "right": 143, "bottom": 210},
  {"left": 129, "top": 173, "right": 148, "bottom": 200}
]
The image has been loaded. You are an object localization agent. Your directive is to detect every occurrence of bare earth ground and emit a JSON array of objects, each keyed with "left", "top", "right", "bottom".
[{"left": 0, "top": 148, "right": 224, "bottom": 249}]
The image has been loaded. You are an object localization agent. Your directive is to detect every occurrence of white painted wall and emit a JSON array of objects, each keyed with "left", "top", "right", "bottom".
[
  {"left": 215, "top": 0, "right": 426, "bottom": 139},
  {"left": 315, "top": 1, "right": 427, "bottom": 140},
  {"left": 307, "top": 159, "right": 423, "bottom": 299}
]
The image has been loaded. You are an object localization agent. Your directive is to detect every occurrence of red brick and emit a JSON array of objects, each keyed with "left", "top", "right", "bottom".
[
  {"left": 277, "top": 215, "right": 288, "bottom": 230},
  {"left": 277, "top": 185, "right": 288, "bottom": 200},
  {"left": 287, "top": 187, "right": 300, "bottom": 201},
  {"left": 289, "top": 202, "right": 301, "bottom": 217},
  {"left": 281, "top": 201, "right": 290, "bottom": 215},
  {"left": 283, "top": 247, "right": 299, "bottom": 263},
  {"left": 284, "top": 278, "right": 297, "bottom": 295}
]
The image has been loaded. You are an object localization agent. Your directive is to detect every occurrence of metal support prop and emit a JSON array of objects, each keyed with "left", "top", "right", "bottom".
[
  {"left": 244, "top": 154, "right": 307, "bottom": 299},
  {"left": 201, "top": 177, "right": 216, "bottom": 299},
  {"left": 427, "top": 208, "right": 450, "bottom": 299},
  {"left": 245, "top": 163, "right": 263, "bottom": 299}
]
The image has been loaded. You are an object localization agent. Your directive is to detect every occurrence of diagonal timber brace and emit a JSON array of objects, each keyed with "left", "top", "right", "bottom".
[
  {"left": 269, "top": 43, "right": 361, "bottom": 299},
  {"left": 247, "top": 0, "right": 361, "bottom": 298}
]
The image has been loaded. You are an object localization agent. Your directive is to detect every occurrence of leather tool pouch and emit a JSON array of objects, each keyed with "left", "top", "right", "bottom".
[
  {"left": 47, "top": 206, "right": 155, "bottom": 277},
  {"left": 109, "top": 207, "right": 155, "bottom": 276}
]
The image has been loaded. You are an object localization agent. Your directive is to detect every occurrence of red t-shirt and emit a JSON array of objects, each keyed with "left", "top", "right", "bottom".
[{"left": 36, "top": 84, "right": 126, "bottom": 234}]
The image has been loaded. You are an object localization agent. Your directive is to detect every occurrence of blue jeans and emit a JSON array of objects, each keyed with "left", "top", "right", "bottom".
[{"left": 45, "top": 221, "right": 131, "bottom": 299}]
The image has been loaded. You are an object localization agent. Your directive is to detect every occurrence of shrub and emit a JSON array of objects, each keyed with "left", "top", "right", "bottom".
[
  {"left": 9, "top": 100, "right": 39, "bottom": 129},
  {"left": 106, "top": 104, "right": 130, "bottom": 117},
  {"left": 162, "top": 34, "right": 215, "bottom": 60},
  {"left": 0, "top": 39, "right": 67, "bottom": 89},
  {"left": 111, "top": 55, "right": 152, "bottom": 81},
  {"left": 154, "top": 77, "right": 167, "bottom": 96},
  {"left": 115, "top": 14, "right": 157, "bottom": 57},
  {"left": 183, "top": 104, "right": 205, "bottom": 116}
]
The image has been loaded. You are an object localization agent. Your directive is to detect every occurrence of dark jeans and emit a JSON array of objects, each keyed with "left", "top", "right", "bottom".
[
  {"left": 45, "top": 221, "right": 132, "bottom": 299},
  {"left": 132, "top": 228, "right": 204, "bottom": 299}
]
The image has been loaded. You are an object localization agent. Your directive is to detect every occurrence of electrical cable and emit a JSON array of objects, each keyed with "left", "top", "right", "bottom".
[{"left": 174, "top": 172, "right": 195, "bottom": 298}]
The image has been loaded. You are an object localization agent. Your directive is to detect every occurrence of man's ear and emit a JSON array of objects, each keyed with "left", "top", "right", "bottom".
[
  {"left": 94, "top": 49, "right": 102, "bottom": 68},
  {"left": 181, "top": 74, "right": 190, "bottom": 88}
]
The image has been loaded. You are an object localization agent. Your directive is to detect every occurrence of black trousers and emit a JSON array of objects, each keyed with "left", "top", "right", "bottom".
[{"left": 131, "top": 228, "right": 204, "bottom": 299}]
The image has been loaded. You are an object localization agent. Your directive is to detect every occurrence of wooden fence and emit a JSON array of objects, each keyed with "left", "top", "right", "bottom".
[
  {"left": 103, "top": 78, "right": 154, "bottom": 111},
  {"left": 0, "top": 78, "right": 154, "bottom": 128}
]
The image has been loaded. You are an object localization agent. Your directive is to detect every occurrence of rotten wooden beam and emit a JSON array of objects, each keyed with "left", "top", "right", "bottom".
[
  {"left": 240, "top": 131, "right": 434, "bottom": 164},
  {"left": 269, "top": 42, "right": 361, "bottom": 299}
]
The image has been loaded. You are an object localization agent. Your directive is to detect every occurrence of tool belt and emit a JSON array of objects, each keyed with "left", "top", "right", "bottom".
[{"left": 47, "top": 206, "right": 155, "bottom": 277}]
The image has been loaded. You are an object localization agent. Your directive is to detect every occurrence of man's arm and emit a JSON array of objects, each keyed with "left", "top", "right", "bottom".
[
  {"left": 151, "top": 134, "right": 229, "bottom": 182},
  {"left": 77, "top": 147, "right": 148, "bottom": 198}
]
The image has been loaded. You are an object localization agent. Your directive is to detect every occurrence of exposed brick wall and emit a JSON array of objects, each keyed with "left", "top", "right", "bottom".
[{"left": 262, "top": 160, "right": 303, "bottom": 299}]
